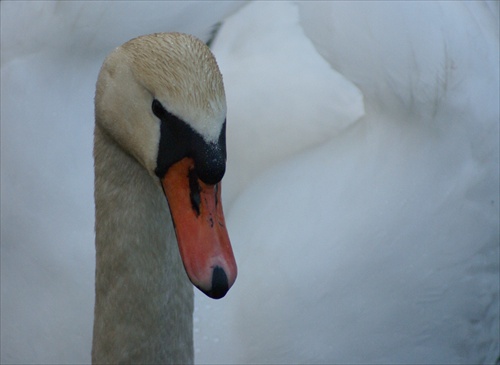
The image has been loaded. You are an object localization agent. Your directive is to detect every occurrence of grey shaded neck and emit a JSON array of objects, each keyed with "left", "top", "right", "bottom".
[{"left": 92, "top": 125, "right": 193, "bottom": 364}]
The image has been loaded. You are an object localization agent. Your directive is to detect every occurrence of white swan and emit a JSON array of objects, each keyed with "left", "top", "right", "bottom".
[{"left": 92, "top": 32, "right": 237, "bottom": 364}]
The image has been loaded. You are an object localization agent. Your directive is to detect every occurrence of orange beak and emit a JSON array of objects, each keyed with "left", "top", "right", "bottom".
[{"left": 161, "top": 157, "right": 237, "bottom": 299}]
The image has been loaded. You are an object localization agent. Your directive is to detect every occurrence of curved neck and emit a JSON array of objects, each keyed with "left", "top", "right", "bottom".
[{"left": 92, "top": 125, "right": 193, "bottom": 364}]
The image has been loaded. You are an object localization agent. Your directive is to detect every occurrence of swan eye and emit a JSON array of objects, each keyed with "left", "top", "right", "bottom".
[
  {"left": 152, "top": 99, "right": 165, "bottom": 119},
  {"left": 152, "top": 99, "right": 180, "bottom": 126}
]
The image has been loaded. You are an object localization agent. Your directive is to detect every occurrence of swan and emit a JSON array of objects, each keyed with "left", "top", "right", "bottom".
[
  {"left": 2, "top": 1, "right": 497, "bottom": 363},
  {"left": 92, "top": 32, "right": 237, "bottom": 364}
]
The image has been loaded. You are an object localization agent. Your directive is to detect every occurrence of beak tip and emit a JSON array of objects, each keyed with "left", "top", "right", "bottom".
[{"left": 200, "top": 266, "right": 230, "bottom": 299}]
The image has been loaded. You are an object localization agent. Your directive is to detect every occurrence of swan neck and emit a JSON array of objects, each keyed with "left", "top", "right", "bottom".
[{"left": 92, "top": 125, "right": 193, "bottom": 364}]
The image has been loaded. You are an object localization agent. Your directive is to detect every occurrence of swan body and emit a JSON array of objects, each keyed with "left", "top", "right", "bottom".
[
  {"left": 195, "top": 2, "right": 499, "bottom": 363},
  {"left": 92, "top": 33, "right": 236, "bottom": 364}
]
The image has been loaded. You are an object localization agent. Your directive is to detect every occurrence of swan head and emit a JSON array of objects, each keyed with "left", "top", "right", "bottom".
[{"left": 95, "top": 33, "right": 236, "bottom": 299}]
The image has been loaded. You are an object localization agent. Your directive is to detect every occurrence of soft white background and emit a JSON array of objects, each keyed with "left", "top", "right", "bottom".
[{"left": 1, "top": 1, "right": 498, "bottom": 364}]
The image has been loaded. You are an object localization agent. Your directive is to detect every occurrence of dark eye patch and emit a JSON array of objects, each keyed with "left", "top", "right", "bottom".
[{"left": 154, "top": 99, "right": 190, "bottom": 178}]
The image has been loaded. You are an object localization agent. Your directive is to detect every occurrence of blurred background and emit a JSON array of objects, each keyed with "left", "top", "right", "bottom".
[{"left": 1, "top": 1, "right": 498, "bottom": 364}]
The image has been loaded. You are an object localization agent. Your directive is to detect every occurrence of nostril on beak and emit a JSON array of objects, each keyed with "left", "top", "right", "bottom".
[{"left": 203, "top": 266, "right": 229, "bottom": 299}]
